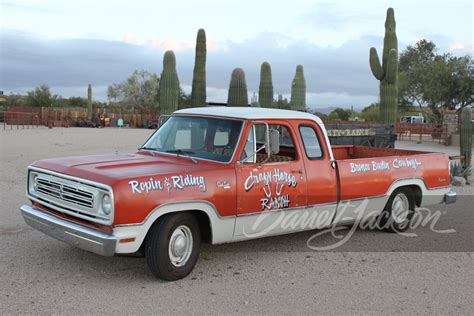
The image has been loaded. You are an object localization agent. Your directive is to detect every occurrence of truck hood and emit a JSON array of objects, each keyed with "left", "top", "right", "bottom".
[{"left": 31, "top": 151, "right": 214, "bottom": 186}]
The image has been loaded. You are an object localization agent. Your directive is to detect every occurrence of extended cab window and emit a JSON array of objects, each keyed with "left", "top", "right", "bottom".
[
  {"left": 299, "top": 125, "right": 322, "bottom": 159},
  {"left": 241, "top": 124, "right": 297, "bottom": 163},
  {"left": 142, "top": 116, "right": 242, "bottom": 162}
]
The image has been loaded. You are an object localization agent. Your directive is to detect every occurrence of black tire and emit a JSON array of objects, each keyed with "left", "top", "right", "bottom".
[
  {"left": 377, "top": 187, "right": 415, "bottom": 233},
  {"left": 145, "top": 213, "right": 201, "bottom": 281}
]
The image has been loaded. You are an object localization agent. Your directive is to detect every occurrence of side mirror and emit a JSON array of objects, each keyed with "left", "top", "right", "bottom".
[
  {"left": 269, "top": 129, "right": 280, "bottom": 155},
  {"left": 238, "top": 123, "right": 279, "bottom": 165}
]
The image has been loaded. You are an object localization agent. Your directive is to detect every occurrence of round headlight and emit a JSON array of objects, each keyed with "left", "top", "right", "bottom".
[
  {"left": 32, "top": 174, "right": 38, "bottom": 191},
  {"left": 101, "top": 194, "right": 112, "bottom": 215}
]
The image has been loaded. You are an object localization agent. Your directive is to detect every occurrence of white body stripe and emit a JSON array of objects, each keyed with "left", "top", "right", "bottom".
[{"left": 113, "top": 178, "right": 448, "bottom": 254}]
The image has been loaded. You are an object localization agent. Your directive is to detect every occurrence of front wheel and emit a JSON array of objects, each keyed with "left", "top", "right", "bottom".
[
  {"left": 378, "top": 187, "right": 415, "bottom": 233},
  {"left": 145, "top": 213, "right": 201, "bottom": 281}
]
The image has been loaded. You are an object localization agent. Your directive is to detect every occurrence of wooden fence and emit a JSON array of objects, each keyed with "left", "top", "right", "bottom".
[
  {"left": 3, "top": 107, "right": 160, "bottom": 128},
  {"left": 0, "top": 111, "right": 41, "bottom": 130},
  {"left": 396, "top": 123, "right": 449, "bottom": 144}
]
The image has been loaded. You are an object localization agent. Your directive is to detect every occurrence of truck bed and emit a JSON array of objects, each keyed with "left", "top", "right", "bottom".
[
  {"left": 333, "top": 145, "right": 450, "bottom": 202},
  {"left": 332, "top": 145, "right": 427, "bottom": 160}
]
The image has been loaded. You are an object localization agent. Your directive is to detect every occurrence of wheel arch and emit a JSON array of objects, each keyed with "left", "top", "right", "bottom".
[
  {"left": 114, "top": 201, "right": 235, "bottom": 254},
  {"left": 386, "top": 178, "right": 425, "bottom": 207}
]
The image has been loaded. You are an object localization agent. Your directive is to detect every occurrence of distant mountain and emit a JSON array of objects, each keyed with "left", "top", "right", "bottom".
[
  {"left": 309, "top": 106, "right": 337, "bottom": 115},
  {"left": 309, "top": 105, "right": 364, "bottom": 115}
]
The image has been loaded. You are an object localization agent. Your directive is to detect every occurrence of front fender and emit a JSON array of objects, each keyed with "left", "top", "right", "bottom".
[{"left": 113, "top": 200, "right": 235, "bottom": 254}]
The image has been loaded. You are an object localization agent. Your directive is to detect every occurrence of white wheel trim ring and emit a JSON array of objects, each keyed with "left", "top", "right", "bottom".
[
  {"left": 168, "top": 225, "right": 193, "bottom": 267},
  {"left": 391, "top": 193, "right": 410, "bottom": 224}
]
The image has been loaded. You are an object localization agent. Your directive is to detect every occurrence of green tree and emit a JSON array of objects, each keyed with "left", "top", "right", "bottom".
[
  {"left": 360, "top": 103, "right": 380, "bottom": 121},
  {"left": 52, "top": 98, "right": 69, "bottom": 107},
  {"left": 3, "top": 94, "right": 27, "bottom": 107},
  {"left": 313, "top": 111, "right": 328, "bottom": 120},
  {"left": 178, "top": 88, "right": 192, "bottom": 109},
  {"left": 329, "top": 108, "right": 352, "bottom": 121},
  {"left": 26, "top": 85, "right": 57, "bottom": 107},
  {"left": 275, "top": 94, "right": 290, "bottom": 109},
  {"left": 399, "top": 39, "right": 473, "bottom": 122},
  {"left": 108, "top": 70, "right": 160, "bottom": 110},
  {"left": 68, "top": 97, "right": 87, "bottom": 108}
]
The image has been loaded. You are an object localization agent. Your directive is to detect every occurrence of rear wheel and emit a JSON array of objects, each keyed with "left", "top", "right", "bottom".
[
  {"left": 378, "top": 187, "right": 415, "bottom": 233},
  {"left": 145, "top": 213, "right": 201, "bottom": 281}
]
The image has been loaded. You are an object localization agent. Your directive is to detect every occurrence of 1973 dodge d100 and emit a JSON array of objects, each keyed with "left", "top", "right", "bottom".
[{"left": 21, "top": 107, "right": 456, "bottom": 280}]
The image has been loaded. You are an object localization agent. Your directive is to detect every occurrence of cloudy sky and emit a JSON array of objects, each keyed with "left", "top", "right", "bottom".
[{"left": 0, "top": 0, "right": 472, "bottom": 110}]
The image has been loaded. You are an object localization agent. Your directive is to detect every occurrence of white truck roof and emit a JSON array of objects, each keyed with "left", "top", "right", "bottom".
[
  {"left": 174, "top": 106, "right": 334, "bottom": 160},
  {"left": 175, "top": 107, "right": 324, "bottom": 125}
]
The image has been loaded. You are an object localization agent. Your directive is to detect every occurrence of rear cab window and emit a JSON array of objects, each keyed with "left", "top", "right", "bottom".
[{"left": 299, "top": 125, "right": 323, "bottom": 159}]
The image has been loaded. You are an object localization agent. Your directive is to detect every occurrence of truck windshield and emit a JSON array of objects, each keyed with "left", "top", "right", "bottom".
[{"left": 141, "top": 116, "right": 243, "bottom": 163}]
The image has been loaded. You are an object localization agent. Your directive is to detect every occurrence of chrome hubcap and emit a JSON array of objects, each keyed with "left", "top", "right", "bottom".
[
  {"left": 168, "top": 225, "right": 193, "bottom": 267},
  {"left": 391, "top": 193, "right": 409, "bottom": 224}
]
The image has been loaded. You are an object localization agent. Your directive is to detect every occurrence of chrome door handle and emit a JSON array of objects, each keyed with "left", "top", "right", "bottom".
[{"left": 291, "top": 169, "right": 304, "bottom": 174}]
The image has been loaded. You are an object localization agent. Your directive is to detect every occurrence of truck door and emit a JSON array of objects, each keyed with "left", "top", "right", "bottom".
[
  {"left": 297, "top": 122, "right": 338, "bottom": 226},
  {"left": 234, "top": 121, "right": 307, "bottom": 237}
]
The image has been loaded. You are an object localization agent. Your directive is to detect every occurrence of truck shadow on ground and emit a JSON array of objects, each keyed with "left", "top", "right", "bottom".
[{"left": 16, "top": 209, "right": 471, "bottom": 284}]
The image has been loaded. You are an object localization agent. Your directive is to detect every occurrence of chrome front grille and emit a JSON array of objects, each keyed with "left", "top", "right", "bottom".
[
  {"left": 28, "top": 168, "right": 114, "bottom": 225},
  {"left": 36, "top": 178, "right": 94, "bottom": 208}
]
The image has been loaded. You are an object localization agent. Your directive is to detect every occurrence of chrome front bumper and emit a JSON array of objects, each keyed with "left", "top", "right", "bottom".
[
  {"left": 444, "top": 191, "right": 457, "bottom": 204},
  {"left": 20, "top": 205, "right": 116, "bottom": 256}
]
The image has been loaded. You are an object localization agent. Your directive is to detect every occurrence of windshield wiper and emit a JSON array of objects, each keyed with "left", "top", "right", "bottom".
[
  {"left": 166, "top": 149, "right": 198, "bottom": 164},
  {"left": 138, "top": 146, "right": 159, "bottom": 156},
  {"left": 138, "top": 146, "right": 157, "bottom": 151}
]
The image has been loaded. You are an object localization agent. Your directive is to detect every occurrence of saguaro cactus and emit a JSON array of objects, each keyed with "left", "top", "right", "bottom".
[
  {"left": 460, "top": 106, "right": 472, "bottom": 174},
  {"left": 87, "top": 84, "right": 92, "bottom": 120},
  {"left": 227, "top": 68, "right": 248, "bottom": 107},
  {"left": 290, "top": 65, "right": 306, "bottom": 111},
  {"left": 259, "top": 62, "right": 274, "bottom": 108},
  {"left": 159, "top": 50, "right": 179, "bottom": 116},
  {"left": 191, "top": 28, "right": 207, "bottom": 107},
  {"left": 369, "top": 7, "right": 399, "bottom": 125}
]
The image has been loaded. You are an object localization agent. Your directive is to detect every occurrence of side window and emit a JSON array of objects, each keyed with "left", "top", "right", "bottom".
[
  {"left": 299, "top": 126, "right": 322, "bottom": 159},
  {"left": 272, "top": 125, "right": 296, "bottom": 162},
  {"left": 240, "top": 125, "right": 256, "bottom": 163},
  {"left": 240, "top": 124, "right": 297, "bottom": 164}
]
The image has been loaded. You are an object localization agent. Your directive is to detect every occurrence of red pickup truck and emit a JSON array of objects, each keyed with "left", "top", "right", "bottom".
[{"left": 21, "top": 107, "right": 456, "bottom": 280}]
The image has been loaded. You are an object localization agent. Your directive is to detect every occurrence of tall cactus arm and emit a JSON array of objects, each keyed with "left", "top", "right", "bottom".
[
  {"left": 385, "top": 48, "right": 398, "bottom": 84},
  {"left": 369, "top": 48, "right": 385, "bottom": 80}
]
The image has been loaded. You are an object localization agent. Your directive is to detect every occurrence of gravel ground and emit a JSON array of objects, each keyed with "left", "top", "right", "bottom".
[{"left": 1, "top": 127, "right": 473, "bottom": 314}]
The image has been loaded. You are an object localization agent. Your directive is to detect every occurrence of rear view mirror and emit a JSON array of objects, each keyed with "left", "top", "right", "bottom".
[{"left": 269, "top": 129, "right": 280, "bottom": 155}]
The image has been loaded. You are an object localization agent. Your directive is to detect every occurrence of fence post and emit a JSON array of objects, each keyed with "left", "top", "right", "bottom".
[{"left": 418, "top": 124, "right": 422, "bottom": 144}]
